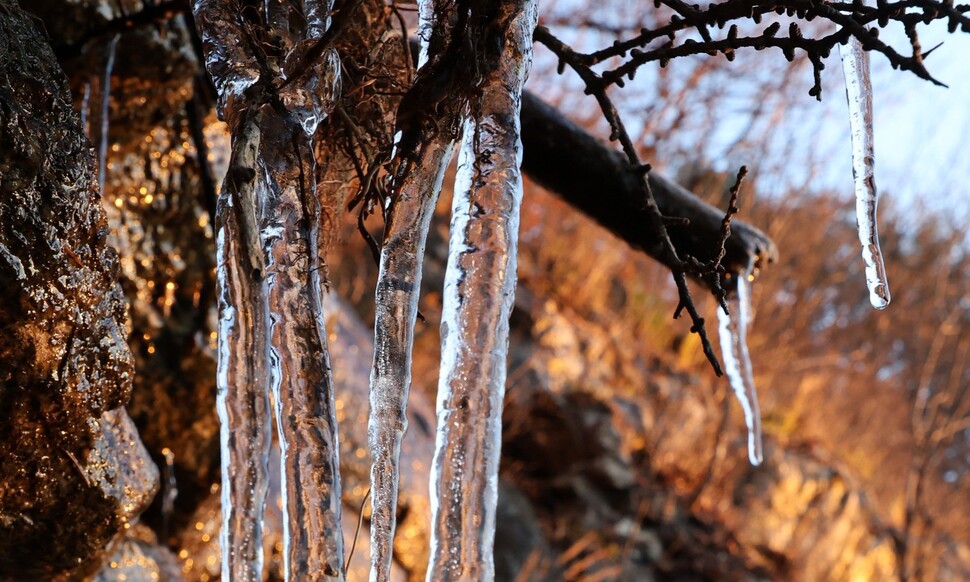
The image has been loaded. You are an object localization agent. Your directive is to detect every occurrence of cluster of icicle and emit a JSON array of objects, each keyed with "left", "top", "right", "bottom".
[
  {"left": 194, "top": 0, "right": 894, "bottom": 576},
  {"left": 192, "top": 0, "right": 345, "bottom": 580},
  {"left": 366, "top": 0, "right": 539, "bottom": 579}
]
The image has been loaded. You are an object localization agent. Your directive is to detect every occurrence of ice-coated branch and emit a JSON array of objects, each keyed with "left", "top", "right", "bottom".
[
  {"left": 840, "top": 31, "right": 891, "bottom": 310},
  {"left": 192, "top": 3, "right": 271, "bottom": 579},
  {"left": 427, "top": 0, "right": 539, "bottom": 578},
  {"left": 255, "top": 22, "right": 346, "bottom": 582},
  {"left": 191, "top": 0, "right": 260, "bottom": 124},
  {"left": 262, "top": 109, "right": 345, "bottom": 581},
  {"left": 367, "top": 1, "right": 465, "bottom": 579}
]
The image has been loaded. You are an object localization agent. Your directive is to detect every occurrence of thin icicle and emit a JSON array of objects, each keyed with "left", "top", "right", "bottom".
[
  {"left": 840, "top": 34, "right": 891, "bottom": 309},
  {"left": 366, "top": 3, "right": 463, "bottom": 580},
  {"left": 367, "top": 126, "right": 456, "bottom": 582},
  {"left": 192, "top": 2, "right": 274, "bottom": 577},
  {"left": 215, "top": 195, "right": 273, "bottom": 582},
  {"left": 98, "top": 34, "right": 119, "bottom": 195},
  {"left": 81, "top": 82, "right": 92, "bottom": 141},
  {"left": 717, "top": 270, "right": 763, "bottom": 466},
  {"left": 427, "top": 0, "right": 538, "bottom": 578},
  {"left": 262, "top": 112, "right": 345, "bottom": 580}
]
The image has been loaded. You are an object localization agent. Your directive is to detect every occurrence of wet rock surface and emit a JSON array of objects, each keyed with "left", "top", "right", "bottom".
[{"left": 0, "top": 1, "right": 157, "bottom": 578}]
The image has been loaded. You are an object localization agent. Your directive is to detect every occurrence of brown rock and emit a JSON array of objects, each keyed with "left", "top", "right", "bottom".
[{"left": 0, "top": 2, "right": 157, "bottom": 578}]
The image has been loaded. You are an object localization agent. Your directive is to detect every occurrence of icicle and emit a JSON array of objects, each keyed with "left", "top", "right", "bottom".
[
  {"left": 259, "top": 112, "right": 345, "bottom": 581},
  {"left": 193, "top": 1, "right": 276, "bottom": 573},
  {"left": 717, "top": 269, "right": 764, "bottom": 466},
  {"left": 81, "top": 82, "right": 92, "bottom": 141},
  {"left": 194, "top": 0, "right": 346, "bottom": 578},
  {"left": 428, "top": 124, "right": 516, "bottom": 580},
  {"left": 367, "top": 123, "right": 456, "bottom": 582},
  {"left": 159, "top": 447, "right": 178, "bottom": 540},
  {"left": 366, "top": 5, "right": 460, "bottom": 579},
  {"left": 215, "top": 196, "right": 273, "bottom": 582},
  {"left": 263, "top": 8, "right": 346, "bottom": 575},
  {"left": 427, "top": 0, "right": 538, "bottom": 578},
  {"left": 840, "top": 34, "right": 891, "bottom": 309},
  {"left": 98, "top": 34, "right": 119, "bottom": 195}
]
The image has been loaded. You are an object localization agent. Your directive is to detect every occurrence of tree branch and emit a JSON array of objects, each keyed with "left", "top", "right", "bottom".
[{"left": 519, "top": 90, "right": 778, "bottom": 282}]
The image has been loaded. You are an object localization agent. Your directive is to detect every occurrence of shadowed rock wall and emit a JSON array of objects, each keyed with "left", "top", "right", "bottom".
[{"left": 0, "top": 2, "right": 158, "bottom": 578}]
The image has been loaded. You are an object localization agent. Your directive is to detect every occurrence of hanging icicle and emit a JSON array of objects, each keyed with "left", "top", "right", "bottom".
[
  {"left": 366, "top": 1, "right": 463, "bottom": 579},
  {"left": 717, "top": 268, "right": 764, "bottom": 466},
  {"left": 840, "top": 30, "right": 891, "bottom": 309},
  {"left": 97, "top": 34, "right": 119, "bottom": 196},
  {"left": 263, "top": 93, "right": 344, "bottom": 582},
  {"left": 427, "top": 0, "right": 539, "bottom": 578},
  {"left": 193, "top": 1, "right": 273, "bottom": 578},
  {"left": 266, "top": 6, "right": 346, "bottom": 578},
  {"left": 192, "top": 0, "right": 345, "bottom": 579},
  {"left": 215, "top": 190, "right": 273, "bottom": 581}
]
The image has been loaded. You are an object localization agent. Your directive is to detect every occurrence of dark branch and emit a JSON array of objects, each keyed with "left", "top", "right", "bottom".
[
  {"left": 520, "top": 91, "right": 777, "bottom": 280},
  {"left": 533, "top": 25, "right": 725, "bottom": 375}
]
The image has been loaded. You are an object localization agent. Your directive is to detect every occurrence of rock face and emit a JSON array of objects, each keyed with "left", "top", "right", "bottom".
[{"left": 0, "top": 2, "right": 158, "bottom": 578}]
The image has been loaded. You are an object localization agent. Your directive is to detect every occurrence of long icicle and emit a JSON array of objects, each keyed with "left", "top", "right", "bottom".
[
  {"left": 367, "top": 132, "right": 456, "bottom": 577},
  {"left": 367, "top": 1, "right": 462, "bottom": 578},
  {"left": 193, "top": 1, "right": 271, "bottom": 578},
  {"left": 97, "top": 34, "right": 120, "bottom": 196},
  {"left": 193, "top": 0, "right": 345, "bottom": 578},
  {"left": 266, "top": 3, "right": 345, "bottom": 577},
  {"left": 717, "top": 269, "right": 763, "bottom": 466},
  {"left": 215, "top": 145, "right": 273, "bottom": 580},
  {"left": 264, "top": 116, "right": 345, "bottom": 580},
  {"left": 427, "top": 0, "right": 539, "bottom": 578},
  {"left": 840, "top": 32, "right": 891, "bottom": 309}
]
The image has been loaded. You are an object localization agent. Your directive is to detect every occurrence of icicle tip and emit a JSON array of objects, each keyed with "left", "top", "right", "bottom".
[
  {"left": 748, "top": 435, "right": 763, "bottom": 466},
  {"left": 869, "top": 284, "right": 891, "bottom": 310}
]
